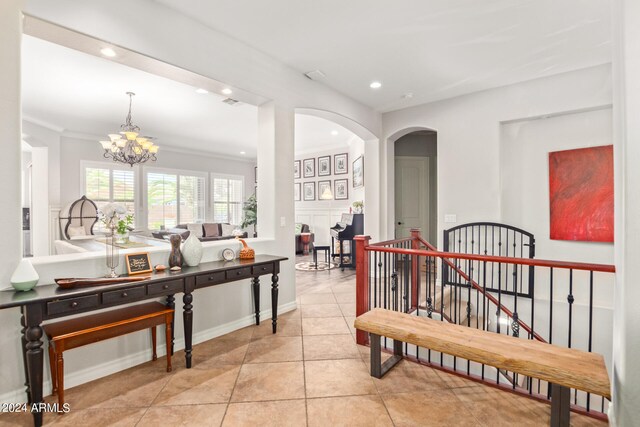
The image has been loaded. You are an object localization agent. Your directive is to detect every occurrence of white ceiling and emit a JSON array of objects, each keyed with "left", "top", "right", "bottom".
[
  {"left": 156, "top": 0, "right": 611, "bottom": 112},
  {"left": 22, "top": 35, "right": 260, "bottom": 158}
]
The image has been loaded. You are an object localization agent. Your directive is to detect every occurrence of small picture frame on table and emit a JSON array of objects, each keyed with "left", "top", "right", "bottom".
[
  {"left": 303, "top": 182, "right": 316, "bottom": 201},
  {"left": 125, "top": 252, "right": 153, "bottom": 275}
]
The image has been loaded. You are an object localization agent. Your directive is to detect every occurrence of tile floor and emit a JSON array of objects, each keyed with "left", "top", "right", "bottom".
[{"left": 0, "top": 256, "right": 607, "bottom": 426}]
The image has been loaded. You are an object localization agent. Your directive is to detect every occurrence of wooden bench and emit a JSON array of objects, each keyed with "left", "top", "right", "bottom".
[
  {"left": 354, "top": 308, "right": 611, "bottom": 427},
  {"left": 43, "top": 302, "right": 174, "bottom": 407}
]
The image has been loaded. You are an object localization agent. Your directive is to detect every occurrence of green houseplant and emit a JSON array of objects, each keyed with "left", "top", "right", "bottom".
[{"left": 241, "top": 193, "right": 257, "bottom": 236}]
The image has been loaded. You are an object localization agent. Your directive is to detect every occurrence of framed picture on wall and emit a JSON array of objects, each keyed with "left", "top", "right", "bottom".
[
  {"left": 318, "top": 156, "right": 331, "bottom": 176},
  {"left": 353, "top": 155, "right": 364, "bottom": 188},
  {"left": 334, "top": 179, "right": 348, "bottom": 200},
  {"left": 303, "top": 158, "right": 315, "bottom": 178},
  {"left": 294, "top": 160, "right": 301, "bottom": 179},
  {"left": 318, "top": 180, "right": 332, "bottom": 200},
  {"left": 334, "top": 153, "right": 348, "bottom": 175},
  {"left": 294, "top": 183, "right": 301, "bottom": 201},
  {"left": 303, "top": 182, "right": 315, "bottom": 201}
]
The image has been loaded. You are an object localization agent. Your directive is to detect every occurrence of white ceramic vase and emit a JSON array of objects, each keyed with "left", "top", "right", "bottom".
[
  {"left": 182, "top": 232, "right": 203, "bottom": 267},
  {"left": 11, "top": 259, "right": 39, "bottom": 291}
]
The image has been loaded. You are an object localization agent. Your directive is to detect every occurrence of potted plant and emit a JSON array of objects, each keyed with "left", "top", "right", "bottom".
[
  {"left": 115, "top": 214, "right": 134, "bottom": 243},
  {"left": 101, "top": 203, "right": 134, "bottom": 244},
  {"left": 352, "top": 200, "right": 364, "bottom": 214},
  {"left": 241, "top": 193, "right": 257, "bottom": 237}
]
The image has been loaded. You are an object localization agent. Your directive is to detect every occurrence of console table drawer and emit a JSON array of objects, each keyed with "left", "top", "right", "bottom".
[
  {"left": 252, "top": 264, "right": 274, "bottom": 275},
  {"left": 147, "top": 279, "right": 183, "bottom": 296},
  {"left": 47, "top": 295, "right": 100, "bottom": 316},
  {"left": 102, "top": 286, "right": 146, "bottom": 304},
  {"left": 226, "top": 267, "right": 252, "bottom": 281},
  {"left": 195, "top": 271, "right": 225, "bottom": 287}
]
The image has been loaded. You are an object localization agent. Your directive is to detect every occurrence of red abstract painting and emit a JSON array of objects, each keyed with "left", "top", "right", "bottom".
[{"left": 549, "top": 145, "right": 614, "bottom": 242}]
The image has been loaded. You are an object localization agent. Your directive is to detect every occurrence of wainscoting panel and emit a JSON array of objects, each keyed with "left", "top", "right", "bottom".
[{"left": 295, "top": 207, "right": 351, "bottom": 246}]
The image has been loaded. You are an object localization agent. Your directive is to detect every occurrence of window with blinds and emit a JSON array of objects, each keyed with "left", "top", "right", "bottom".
[
  {"left": 147, "top": 170, "right": 206, "bottom": 230},
  {"left": 212, "top": 175, "right": 244, "bottom": 226},
  {"left": 84, "top": 164, "right": 136, "bottom": 225}
]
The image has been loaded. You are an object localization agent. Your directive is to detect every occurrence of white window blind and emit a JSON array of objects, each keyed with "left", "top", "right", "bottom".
[
  {"left": 212, "top": 175, "right": 244, "bottom": 226},
  {"left": 84, "top": 164, "right": 136, "bottom": 224},
  {"left": 146, "top": 169, "right": 206, "bottom": 230}
]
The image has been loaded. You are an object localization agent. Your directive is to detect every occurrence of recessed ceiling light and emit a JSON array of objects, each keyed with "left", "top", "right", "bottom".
[
  {"left": 403, "top": 92, "right": 414, "bottom": 99},
  {"left": 195, "top": 88, "right": 209, "bottom": 94},
  {"left": 331, "top": 130, "right": 338, "bottom": 136},
  {"left": 100, "top": 47, "right": 116, "bottom": 57},
  {"left": 370, "top": 81, "right": 382, "bottom": 89},
  {"left": 240, "top": 151, "right": 246, "bottom": 155},
  {"left": 221, "top": 88, "right": 233, "bottom": 95}
]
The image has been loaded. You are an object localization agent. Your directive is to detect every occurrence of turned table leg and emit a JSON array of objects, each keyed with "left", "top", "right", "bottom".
[
  {"left": 183, "top": 292, "right": 193, "bottom": 368},
  {"left": 271, "top": 273, "right": 279, "bottom": 334}
]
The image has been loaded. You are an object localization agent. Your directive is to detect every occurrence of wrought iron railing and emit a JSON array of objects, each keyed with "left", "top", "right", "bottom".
[{"left": 354, "top": 229, "right": 614, "bottom": 420}]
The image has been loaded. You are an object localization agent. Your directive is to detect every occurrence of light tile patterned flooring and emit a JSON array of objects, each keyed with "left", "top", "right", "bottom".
[{"left": 0, "top": 256, "right": 606, "bottom": 426}]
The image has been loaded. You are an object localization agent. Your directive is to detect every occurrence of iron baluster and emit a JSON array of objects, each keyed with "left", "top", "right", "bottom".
[{"left": 587, "top": 271, "right": 594, "bottom": 412}]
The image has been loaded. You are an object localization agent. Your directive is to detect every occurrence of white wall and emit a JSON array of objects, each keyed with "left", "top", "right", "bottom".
[
  {"left": 500, "top": 108, "right": 614, "bottom": 264},
  {"left": 294, "top": 139, "right": 365, "bottom": 245},
  {"left": 611, "top": 0, "right": 640, "bottom": 424},
  {"left": 383, "top": 64, "right": 612, "bottom": 249}
]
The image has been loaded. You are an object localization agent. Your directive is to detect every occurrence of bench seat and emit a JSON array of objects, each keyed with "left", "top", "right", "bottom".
[
  {"left": 355, "top": 308, "right": 610, "bottom": 426},
  {"left": 44, "top": 302, "right": 174, "bottom": 408}
]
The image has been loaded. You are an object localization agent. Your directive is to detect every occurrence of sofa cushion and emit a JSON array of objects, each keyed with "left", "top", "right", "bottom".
[
  {"left": 68, "top": 225, "right": 87, "bottom": 238},
  {"left": 203, "top": 223, "right": 221, "bottom": 237},
  {"left": 221, "top": 223, "right": 235, "bottom": 236},
  {"left": 187, "top": 223, "right": 204, "bottom": 238}
]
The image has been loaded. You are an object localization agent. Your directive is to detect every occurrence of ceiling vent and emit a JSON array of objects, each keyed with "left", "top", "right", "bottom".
[
  {"left": 304, "top": 70, "right": 326, "bottom": 81},
  {"left": 222, "top": 97, "right": 240, "bottom": 106}
]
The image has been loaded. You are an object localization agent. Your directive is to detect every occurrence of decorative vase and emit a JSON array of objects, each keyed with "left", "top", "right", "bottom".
[
  {"left": 182, "top": 232, "right": 203, "bottom": 267},
  {"left": 238, "top": 238, "right": 255, "bottom": 260},
  {"left": 168, "top": 234, "right": 183, "bottom": 268},
  {"left": 105, "top": 229, "right": 119, "bottom": 278},
  {"left": 11, "top": 259, "right": 39, "bottom": 292},
  {"left": 115, "top": 231, "right": 129, "bottom": 244}
]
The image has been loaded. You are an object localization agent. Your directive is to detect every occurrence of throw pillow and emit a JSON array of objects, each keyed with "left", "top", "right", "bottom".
[
  {"left": 187, "top": 223, "right": 204, "bottom": 238},
  {"left": 295, "top": 223, "right": 303, "bottom": 235},
  {"left": 68, "top": 225, "right": 86, "bottom": 237},
  {"left": 203, "top": 223, "right": 221, "bottom": 237},
  {"left": 221, "top": 223, "right": 235, "bottom": 236}
]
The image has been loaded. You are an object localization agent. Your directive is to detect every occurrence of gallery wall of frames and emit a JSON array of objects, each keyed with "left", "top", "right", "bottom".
[{"left": 294, "top": 141, "right": 365, "bottom": 245}]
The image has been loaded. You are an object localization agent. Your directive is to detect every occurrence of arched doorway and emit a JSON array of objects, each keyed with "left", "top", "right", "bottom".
[
  {"left": 387, "top": 127, "right": 438, "bottom": 244},
  {"left": 295, "top": 108, "right": 381, "bottom": 242}
]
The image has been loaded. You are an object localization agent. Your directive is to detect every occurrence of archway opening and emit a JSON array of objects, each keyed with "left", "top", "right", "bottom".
[
  {"left": 293, "top": 112, "right": 365, "bottom": 270},
  {"left": 393, "top": 129, "right": 438, "bottom": 244}
]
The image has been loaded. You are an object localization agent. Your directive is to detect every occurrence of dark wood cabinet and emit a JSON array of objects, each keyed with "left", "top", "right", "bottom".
[{"left": 0, "top": 254, "right": 287, "bottom": 427}]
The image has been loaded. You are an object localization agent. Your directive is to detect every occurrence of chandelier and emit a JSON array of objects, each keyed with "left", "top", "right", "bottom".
[{"left": 99, "top": 92, "right": 158, "bottom": 167}]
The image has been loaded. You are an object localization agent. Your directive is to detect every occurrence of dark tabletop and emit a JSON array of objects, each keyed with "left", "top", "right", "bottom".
[{"left": 0, "top": 255, "right": 288, "bottom": 310}]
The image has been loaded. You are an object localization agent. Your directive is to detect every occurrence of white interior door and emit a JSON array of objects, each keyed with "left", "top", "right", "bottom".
[{"left": 395, "top": 157, "right": 429, "bottom": 238}]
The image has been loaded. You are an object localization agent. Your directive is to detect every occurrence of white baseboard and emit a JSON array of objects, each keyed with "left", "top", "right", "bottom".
[{"left": 0, "top": 301, "right": 298, "bottom": 404}]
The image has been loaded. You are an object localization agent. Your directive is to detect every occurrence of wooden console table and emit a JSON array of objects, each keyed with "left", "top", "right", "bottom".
[{"left": 0, "top": 254, "right": 287, "bottom": 427}]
